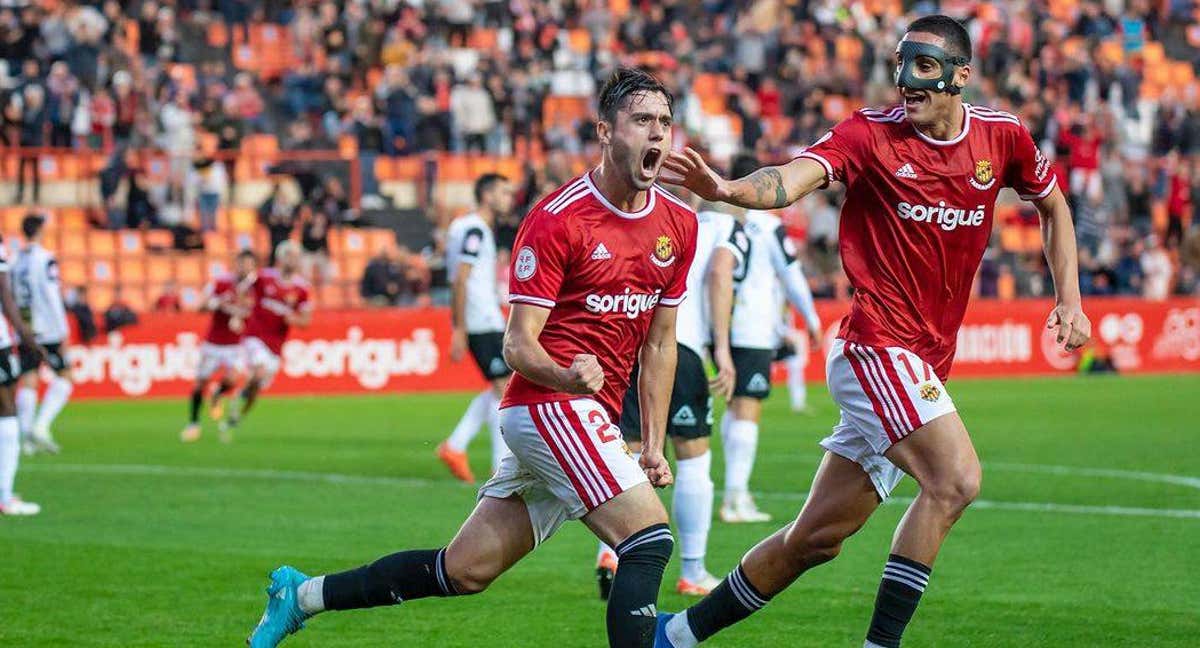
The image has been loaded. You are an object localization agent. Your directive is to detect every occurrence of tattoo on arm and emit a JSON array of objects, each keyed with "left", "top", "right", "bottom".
[{"left": 745, "top": 167, "right": 789, "bottom": 208}]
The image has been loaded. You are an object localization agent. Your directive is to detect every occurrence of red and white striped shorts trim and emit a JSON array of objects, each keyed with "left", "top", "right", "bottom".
[
  {"left": 481, "top": 398, "right": 646, "bottom": 540},
  {"left": 827, "top": 339, "right": 956, "bottom": 449}
]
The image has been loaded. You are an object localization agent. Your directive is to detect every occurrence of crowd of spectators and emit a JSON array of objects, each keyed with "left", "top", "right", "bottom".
[{"left": 2, "top": 1, "right": 1200, "bottom": 301}]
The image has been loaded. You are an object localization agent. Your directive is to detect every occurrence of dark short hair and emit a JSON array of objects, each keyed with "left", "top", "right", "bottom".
[
  {"left": 597, "top": 67, "right": 673, "bottom": 124},
  {"left": 474, "top": 173, "right": 509, "bottom": 204},
  {"left": 237, "top": 249, "right": 257, "bottom": 263},
  {"left": 21, "top": 213, "right": 44, "bottom": 239},
  {"left": 906, "top": 15, "right": 972, "bottom": 62},
  {"left": 730, "top": 153, "right": 762, "bottom": 180}
]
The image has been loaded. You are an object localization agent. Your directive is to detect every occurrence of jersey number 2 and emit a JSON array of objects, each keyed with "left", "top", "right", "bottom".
[{"left": 589, "top": 410, "right": 620, "bottom": 443}]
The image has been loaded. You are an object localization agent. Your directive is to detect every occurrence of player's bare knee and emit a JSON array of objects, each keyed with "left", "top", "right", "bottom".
[
  {"left": 923, "top": 469, "right": 981, "bottom": 516},
  {"left": 783, "top": 522, "right": 847, "bottom": 569},
  {"left": 443, "top": 561, "right": 495, "bottom": 595}
]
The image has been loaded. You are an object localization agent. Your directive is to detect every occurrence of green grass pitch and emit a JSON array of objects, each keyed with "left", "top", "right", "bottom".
[{"left": 1, "top": 374, "right": 1197, "bottom": 646}]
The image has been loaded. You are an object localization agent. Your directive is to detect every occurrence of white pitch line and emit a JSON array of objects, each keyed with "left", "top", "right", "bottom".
[
  {"left": 22, "top": 462, "right": 1200, "bottom": 521},
  {"left": 984, "top": 461, "right": 1200, "bottom": 491}
]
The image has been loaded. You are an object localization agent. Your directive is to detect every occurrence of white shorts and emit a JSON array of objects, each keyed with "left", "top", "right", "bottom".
[
  {"left": 197, "top": 342, "right": 245, "bottom": 379},
  {"left": 241, "top": 336, "right": 281, "bottom": 386},
  {"left": 821, "top": 338, "right": 957, "bottom": 500},
  {"left": 480, "top": 398, "right": 648, "bottom": 546}
]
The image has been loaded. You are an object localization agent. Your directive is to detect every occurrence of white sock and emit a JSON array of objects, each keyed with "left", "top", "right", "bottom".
[
  {"left": 673, "top": 451, "right": 713, "bottom": 581},
  {"left": 487, "top": 395, "right": 509, "bottom": 472},
  {"left": 864, "top": 642, "right": 888, "bottom": 648},
  {"left": 15, "top": 387, "right": 36, "bottom": 440},
  {"left": 787, "top": 353, "right": 807, "bottom": 410},
  {"left": 0, "top": 416, "right": 20, "bottom": 503},
  {"left": 445, "top": 390, "right": 491, "bottom": 452},
  {"left": 666, "top": 610, "right": 700, "bottom": 648},
  {"left": 34, "top": 377, "right": 72, "bottom": 435},
  {"left": 597, "top": 541, "right": 616, "bottom": 561},
  {"left": 297, "top": 576, "right": 325, "bottom": 615},
  {"left": 724, "top": 419, "right": 759, "bottom": 499}
]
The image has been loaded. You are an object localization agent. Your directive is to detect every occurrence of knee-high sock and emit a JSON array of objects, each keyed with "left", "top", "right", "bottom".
[
  {"left": 787, "top": 353, "right": 807, "bottom": 410},
  {"left": 724, "top": 419, "right": 759, "bottom": 498},
  {"left": 607, "top": 524, "right": 673, "bottom": 648},
  {"left": 299, "top": 548, "right": 460, "bottom": 615},
  {"left": 0, "top": 417, "right": 19, "bottom": 503},
  {"left": 673, "top": 451, "right": 714, "bottom": 581},
  {"left": 15, "top": 387, "right": 36, "bottom": 440},
  {"left": 33, "top": 377, "right": 72, "bottom": 433},
  {"left": 865, "top": 554, "right": 932, "bottom": 647},
  {"left": 487, "top": 397, "right": 508, "bottom": 471},
  {"left": 188, "top": 387, "right": 204, "bottom": 424},
  {"left": 667, "top": 564, "right": 773, "bottom": 646},
  {"left": 446, "top": 390, "right": 491, "bottom": 452}
]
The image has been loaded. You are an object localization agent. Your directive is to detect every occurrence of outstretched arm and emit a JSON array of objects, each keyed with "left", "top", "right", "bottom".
[
  {"left": 1034, "top": 186, "right": 1091, "bottom": 351},
  {"left": 660, "top": 148, "right": 828, "bottom": 209}
]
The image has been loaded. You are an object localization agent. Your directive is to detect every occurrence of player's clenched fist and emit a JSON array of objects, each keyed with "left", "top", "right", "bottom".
[
  {"left": 640, "top": 451, "right": 674, "bottom": 488},
  {"left": 560, "top": 354, "right": 604, "bottom": 394}
]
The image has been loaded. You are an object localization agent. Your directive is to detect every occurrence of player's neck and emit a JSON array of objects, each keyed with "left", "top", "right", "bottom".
[
  {"left": 914, "top": 100, "right": 965, "bottom": 142},
  {"left": 591, "top": 164, "right": 648, "bottom": 213},
  {"left": 475, "top": 208, "right": 494, "bottom": 225}
]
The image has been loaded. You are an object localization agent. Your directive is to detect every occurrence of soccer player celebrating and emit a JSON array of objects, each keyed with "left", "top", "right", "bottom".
[
  {"left": 595, "top": 194, "right": 747, "bottom": 598},
  {"left": 247, "top": 68, "right": 695, "bottom": 648},
  {"left": 181, "top": 249, "right": 257, "bottom": 443},
  {"left": 12, "top": 214, "right": 73, "bottom": 455},
  {"left": 718, "top": 155, "right": 823, "bottom": 524},
  {"left": 655, "top": 16, "right": 1090, "bottom": 648},
  {"left": 223, "top": 242, "right": 311, "bottom": 437},
  {"left": 436, "top": 172, "right": 517, "bottom": 482},
  {"left": 0, "top": 233, "right": 45, "bottom": 515}
]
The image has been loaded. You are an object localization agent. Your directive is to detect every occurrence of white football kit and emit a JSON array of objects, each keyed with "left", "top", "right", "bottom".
[
  {"left": 12, "top": 244, "right": 69, "bottom": 345},
  {"left": 445, "top": 213, "right": 505, "bottom": 335}
]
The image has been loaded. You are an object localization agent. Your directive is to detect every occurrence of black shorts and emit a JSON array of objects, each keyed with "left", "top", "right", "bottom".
[
  {"left": 468, "top": 332, "right": 512, "bottom": 380},
  {"left": 732, "top": 347, "right": 774, "bottom": 399},
  {"left": 0, "top": 347, "right": 19, "bottom": 386},
  {"left": 20, "top": 341, "right": 68, "bottom": 375},
  {"left": 619, "top": 344, "right": 712, "bottom": 441}
]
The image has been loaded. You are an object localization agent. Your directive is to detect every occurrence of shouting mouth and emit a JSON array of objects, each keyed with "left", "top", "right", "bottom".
[
  {"left": 902, "top": 89, "right": 929, "bottom": 110},
  {"left": 640, "top": 147, "right": 663, "bottom": 178}
]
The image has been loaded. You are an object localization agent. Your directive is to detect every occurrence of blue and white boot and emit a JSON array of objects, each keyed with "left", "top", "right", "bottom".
[{"left": 248, "top": 565, "right": 310, "bottom": 647}]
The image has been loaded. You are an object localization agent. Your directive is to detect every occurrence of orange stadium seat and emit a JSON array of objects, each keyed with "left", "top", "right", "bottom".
[
  {"left": 59, "top": 259, "right": 87, "bottom": 286},
  {"left": 365, "top": 228, "right": 395, "bottom": 254},
  {"left": 318, "top": 284, "right": 348, "bottom": 310},
  {"left": 57, "top": 208, "right": 88, "bottom": 232},
  {"left": 206, "top": 257, "right": 229, "bottom": 280},
  {"left": 1, "top": 207, "right": 24, "bottom": 233},
  {"left": 204, "top": 231, "right": 231, "bottom": 257},
  {"left": 340, "top": 254, "right": 368, "bottom": 284},
  {"left": 146, "top": 256, "right": 175, "bottom": 285},
  {"left": 117, "top": 231, "right": 144, "bottom": 255},
  {"left": 89, "top": 259, "right": 116, "bottom": 285},
  {"left": 60, "top": 231, "right": 88, "bottom": 257},
  {"left": 145, "top": 229, "right": 174, "bottom": 251},
  {"left": 229, "top": 207, "right": 258, "bottom": 233},
  {"left": 91, "top": 286, "right": 115, "bottom": 311},
  {"left": 176, "top": 256, "right": 206, "bottom": 286},
  {"left": 121, "top": 285, "right": 148, "bottom": 313},
  {"left": 89, "top": 231, "right": 117, "bottom": 258},
  {"left": 119, "top": 256, "right": 146, "bottom": 283}
]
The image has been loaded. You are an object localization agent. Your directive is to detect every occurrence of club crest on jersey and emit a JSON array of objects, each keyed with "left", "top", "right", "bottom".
[
  {"left": 969, "top": 159, "right": 996, "bottom": 190},
  {"left": 919, "top": 383, "right": 942, "bottom": 402},
  {"left": 651, "top": 235, "right": 675, "bottom": 267}
]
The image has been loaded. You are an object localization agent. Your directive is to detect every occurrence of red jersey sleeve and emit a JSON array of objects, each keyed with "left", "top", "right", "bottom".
[
  {"left": 508, "top": 207, "right": 573, "bottom": 309},
  {"left": 796, "top": 113, "right": 873, "bottom": 186},
  {"left": 659, "top": 219, "right": 697, "bottom": 307},
  {"left": 1005, "top": 125, "right": 1057, "bottom": 201},
  {"left": 296, "top": 284, "right": 313, "bottom": 313}
]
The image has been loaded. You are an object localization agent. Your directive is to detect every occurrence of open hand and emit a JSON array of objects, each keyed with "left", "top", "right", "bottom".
[{"left": 659, "top": 148, "right": 726, "bottom": 201}]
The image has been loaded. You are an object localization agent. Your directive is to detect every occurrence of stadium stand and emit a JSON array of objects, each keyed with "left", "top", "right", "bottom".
[{"left": 1, "top": 0, "right": 1199, "bottom": 313}]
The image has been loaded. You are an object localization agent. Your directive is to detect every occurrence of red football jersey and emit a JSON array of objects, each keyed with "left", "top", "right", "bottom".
[
  {"left": 243, "top": 268, "right": 312, "bottom": 354},
  {"left": 501, "top": 172, "right": 699, "bottom": 419},
  {"left": 799, "top": 104, "right": 1056, "bottom": 379},
  {"left": 203, "top": 274, "right": 250, "bottom": 345}
]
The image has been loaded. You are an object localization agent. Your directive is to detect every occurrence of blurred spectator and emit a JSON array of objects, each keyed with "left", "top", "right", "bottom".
[
  {"left": 44, "top": 61, "right": 78, "bottom": 147},
  {"left": 1140, "top": 235, "right": 1172, "bottom": 300},
  {"left": 15, "top": 83, "right": 46, "bottom": 203},
  {"left": 154, "top": 281, "right": 182, "bottom": 313},
  {"left": 298, "top": 203, "right": 332, "bottom": 285},
  {"left": 103, "top": 288, "right": 139, "bottom": 333},
  {"left": 360, "top": 243, "right": 405, "bottom": 306},
  {"left": 190, "top": 157, "right": 228, "bottom": 232},
  {"left": 65, "top": 285, "right": 98, "bottom": 344},
  {"left": 451, "top": 74, "right": 497, "bottom": 152},
  {"left": 259, "top": 183, "right": 296, "bottom": 264}
]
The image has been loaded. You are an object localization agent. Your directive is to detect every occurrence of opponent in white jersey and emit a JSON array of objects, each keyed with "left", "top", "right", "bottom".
[
  {"left": 719, "top": 157, "right": 822, "bottom": 524},
  {"left": 437, "top": 174, "right": 516, "bottom": 483},
  {"left": 0, "top": 228, "right": 44, "bottom": 515},
  {"left": 12, "top": 215, "right": 72, "bottom": 455},
  {"left": 601, "top": 204, "right": 747, "bottom": 598}
]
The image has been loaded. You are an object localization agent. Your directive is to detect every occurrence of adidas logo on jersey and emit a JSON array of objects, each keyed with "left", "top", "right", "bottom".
[
  {"left": 591, "top": 242, "right": 613, "bottom": 260},
  {"left": 671, "top": 405, "right": 698, "bottom": 427},
  {"left": 746, "top": 373, "right": 770, "bottom": 393},
  {"left": 894, "top": 163, "right": 918, "bottom": 179}
]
